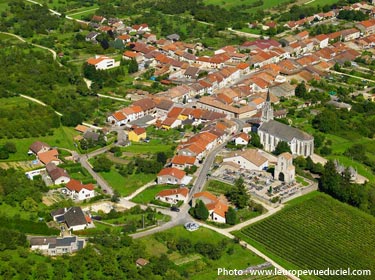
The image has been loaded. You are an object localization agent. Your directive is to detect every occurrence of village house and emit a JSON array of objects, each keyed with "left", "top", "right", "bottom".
[
  {"left": 155, "top": 187, "right": 189, "bottom": 204},
  {"left": 38, "top": 149, "right": 60, "bottom": 165},
  {"left": 234, "top": 132, "right": 250, "bottom": 146},
  {"left": 223, "top": 149, "right": 268, "bottom": 171},
  {"left": 64, "top": 179, "right": 95, "bottom": 201},
  {"left": 28, "top": 141, "right": 51, "bottom": 155},
  {"left": 85, "top": 31, "right": 99, "bottom": 42},
  {"left": 161, "top": 117, "right": 181, "bottom": 130},
  {"left": 128, "top": 127, "right": 147, "bottom": 142},
  {"left": 30, "top": 236, "right": 86, "bottom": 256},
  {"left": 87, "top": 55, "right": 116, "bottom": 70},
  {"left": 51, "top": 207, "right": 92, "bottom": 232},
  {"left": 46, "top": 163, "right": 70, "bottom": 185},
  {"left": 197, "top": 96, "right": 257, "bottom": 119},
  {"left": 171, "top": 155, "right": 197, "bottom": 169},
  {"left": 269, "top": 82, "right": 295, "bottom": 98},
  {"left": 157, "top": 167, "right": 192, "bottom": 185},
  {"left": 123, "top": 51, "right": 143, "bottom": 63},
  {"left": 356, "top": 19, "right": 375, "bottom": 35},
  {"left": 192, "top": 192, "right": 229, "bottom": 223}
]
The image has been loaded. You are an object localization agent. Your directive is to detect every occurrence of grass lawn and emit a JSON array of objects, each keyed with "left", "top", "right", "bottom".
[
  {"left": 0, "top": 33, "right": 25, "bottom": 44},
  {"left": 233, "top": 192, "right": 375, "bottom": 279},
  {"left": 238, "top": 27, "right": 261, "bottom": 34},
  {"left": 295, "top": 175, "right": 309, "bottom": 186},
  {"left": 0, "top": 126, "right": 78, "bottom": 162},
  {"left": 104, "top": 211, "right": 167, "bottom": 226},
  {"left": 131, "top": 184, "right": 177, "bottom": 204},
  {"left": 122, "top": 139, "right": 175, "bottom": 154},
  {"left": 100, "top": 168, "right": 156, "bottom": 196},
  {"left": 204, "top": 0, "right": 292, "bottom": 11},
  {"left": 64, "top": 164, "right": 95, "bottom": 184},
  {"left": 203, "top": 179, "right": 233, "bottom": 196},
  {"left": 0, "top": 0, "right": 9, "bottom": 12},
  {"left": 140, "top": 226, "right": 266, "bottom": 279},
  {"left": 0, "top": 203, "right": 32, "bottom": 220},
  {"left": 305, "top": 0, "right": 339, "bottom": 6}
]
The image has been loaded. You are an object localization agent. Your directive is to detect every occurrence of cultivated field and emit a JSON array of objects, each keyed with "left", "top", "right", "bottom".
[{"left": 233, "top": 192, "right": 375, "bottom": 279}]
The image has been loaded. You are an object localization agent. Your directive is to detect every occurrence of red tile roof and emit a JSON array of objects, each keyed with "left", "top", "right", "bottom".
[
  {"left": 156, "top": 187, "right": 189, "bottom": 198},
  {"left": 66, "top": 179, "right": 94, "bottom": 192},
  {"left": 157, "top": 167, "right": 186, "bottom": 179},
  {"left": 171, "top": 155, "right": 196, "bottom": 165}
]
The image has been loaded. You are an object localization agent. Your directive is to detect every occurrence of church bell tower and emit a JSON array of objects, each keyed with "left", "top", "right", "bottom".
[{"left": 261, "top": 90, "right": 274, "bottom": 123}]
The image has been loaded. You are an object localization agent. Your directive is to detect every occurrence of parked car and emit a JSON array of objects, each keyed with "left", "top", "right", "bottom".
[
  {"left": 170, "top": 206, "right": 180, "bottom": 212},
  {"left": 184, "top": 222, "right": 199, "bottom": 231}
]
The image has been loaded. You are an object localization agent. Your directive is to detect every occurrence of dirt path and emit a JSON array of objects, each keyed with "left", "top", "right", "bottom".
[{"left": 0, "top": 31, "right": 63, "bottom": 67}]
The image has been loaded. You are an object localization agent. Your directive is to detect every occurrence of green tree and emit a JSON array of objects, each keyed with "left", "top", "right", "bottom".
[
  {"left": 225, "top": 207, "right": 236, "bottom": 225},
  {"left": 0, "top": 149, "right": 9, "bottom": 159},
  {"left": 273, "top": 141, "right": 291, "bottom": 155},
  {"left": 128, "top": 59, "right": 138, "bottom": 73},
  {"left": 226, "top": 177, "right": 250, "bottom": 209},
  {"left": 249, "top": 132, "right": 263, "bottom": 148},
  {"left": 156, "top": 152, "right": 167, "bottom": 165},
  {"left": 3, "top": 142, "right": 16, "bottom": 153},
  {"left": 111, "top": 190, "right": 120, "bottom": 202},
  {"left": 194, "top": 200, "right": 209, "bottom": 220},
  {"left": 93, "top": 156, "right": 113, "bottom": 172},
  {"left": 295, "top": 82, "right": 307, "bottom": 98},
  {"left": 61, "top": 110, "right": 84, "bottom": 127}
]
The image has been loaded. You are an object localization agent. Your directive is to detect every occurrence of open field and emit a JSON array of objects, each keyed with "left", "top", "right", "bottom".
[
  {"left": 140, "top": 226, "right": 266, "bottom": 279},
  {"left": 233, "top": 192, "right": 375, "bottom": 279},
  {"left": 99, "top": 168, "right": 156, "bottom": 196}
]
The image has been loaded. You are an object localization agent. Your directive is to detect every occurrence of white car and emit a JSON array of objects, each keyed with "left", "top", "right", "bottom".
[{"left": 184, "top": 222, "right": 199, "bottom": 231}]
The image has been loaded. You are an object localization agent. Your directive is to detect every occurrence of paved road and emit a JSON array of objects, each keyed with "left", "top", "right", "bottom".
[
  {"left": 189, "top": 118, "right": 244, "bottom": 200},
  {"left": 130, "top": 203, "right": 193, "bottom": 239}
]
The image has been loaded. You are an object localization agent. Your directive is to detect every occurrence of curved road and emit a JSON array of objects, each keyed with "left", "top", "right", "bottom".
[{"left": 0, "top": 32, "right": 63, "bottom": 67}]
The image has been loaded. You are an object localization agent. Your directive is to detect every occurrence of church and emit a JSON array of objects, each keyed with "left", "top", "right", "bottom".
[{"left": 258, "top": 91, "right": 314, "bottom": 157}]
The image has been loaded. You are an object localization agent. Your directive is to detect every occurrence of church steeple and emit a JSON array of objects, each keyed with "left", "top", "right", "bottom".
[{"left": 261, "top": 89, "right": 273, "bottom": 123}]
